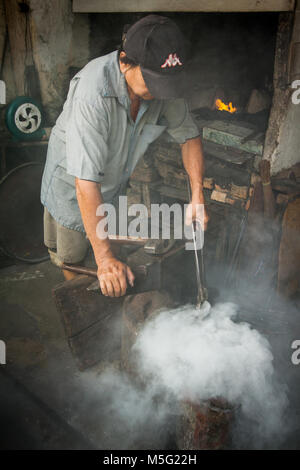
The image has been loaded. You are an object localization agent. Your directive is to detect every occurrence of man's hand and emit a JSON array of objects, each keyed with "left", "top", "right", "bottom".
[
  {"left": 185, "top": 193, "right": 209, "bottom": 231},
  {"left": 97, "top": 255, "right": 135, "bottom": 297}
]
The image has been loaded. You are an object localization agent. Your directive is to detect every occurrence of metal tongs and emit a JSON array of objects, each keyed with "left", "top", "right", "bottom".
[
  {"left": 187, "top": 177, "right": 208, "bottom": 310},
  {"left": 191, "top": 219, "right": 208, "bottom": 309}
]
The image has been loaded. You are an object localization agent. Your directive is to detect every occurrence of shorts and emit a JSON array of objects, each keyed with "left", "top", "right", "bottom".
[{"left": 43, "top": 207, "right": 89, "bottom": 266}]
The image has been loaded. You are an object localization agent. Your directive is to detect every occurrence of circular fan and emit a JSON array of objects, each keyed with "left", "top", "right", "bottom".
[{"left": 5, "top": 96, "right": 44, "bottom": 141}]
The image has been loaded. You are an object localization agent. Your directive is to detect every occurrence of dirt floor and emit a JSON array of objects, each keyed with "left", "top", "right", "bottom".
[{"left": 0, "top": 260, "right": 123, "bottom": 449}]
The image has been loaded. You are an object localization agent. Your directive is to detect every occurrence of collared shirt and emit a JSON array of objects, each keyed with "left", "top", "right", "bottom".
[{"left": 41, "top": 51, "right": 200, "bottom": 232}]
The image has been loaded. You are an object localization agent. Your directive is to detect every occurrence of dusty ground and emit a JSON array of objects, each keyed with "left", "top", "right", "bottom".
[{"left": 0, "top": 260, "right": 123, "bottom": 449}]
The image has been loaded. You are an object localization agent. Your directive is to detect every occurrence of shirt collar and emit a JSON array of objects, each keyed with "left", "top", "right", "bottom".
[
  {"left": 101, "top": 51, "right": 130, "bottom": 109},
  {"left": 101, "top": 51, "right": 152, "bottom": 114}
]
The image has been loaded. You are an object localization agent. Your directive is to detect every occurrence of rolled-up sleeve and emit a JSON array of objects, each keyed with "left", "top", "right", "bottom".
[
  {"left": 65, "top": 97, "right": 109, "bottom": 183},
  {"left": 162, "top": 99, "right": 200, "bottom": 144}
]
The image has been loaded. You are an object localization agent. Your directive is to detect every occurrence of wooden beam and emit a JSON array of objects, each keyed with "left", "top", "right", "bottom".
[
  {"left": 0, "top": 0, "right": 6, "bottom": 71},
  {"left": 73, "top": 0, "right": 295, "bottom": 13},
  {"left": 4, "top": 0, "right": 27, "bottom": 95},
  {"left": 263, "top": 12, "right": 294, "bottom": 162}
]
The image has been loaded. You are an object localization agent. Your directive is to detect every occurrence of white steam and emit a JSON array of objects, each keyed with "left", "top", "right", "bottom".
[
  {"left": 74, "top": 302, "right": 289, "bottom": 449},
  {"left": 133, "top": 302, "right": 288, "bottom": 446}
]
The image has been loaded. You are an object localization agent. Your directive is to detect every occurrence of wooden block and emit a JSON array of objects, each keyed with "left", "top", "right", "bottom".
[
  {"left": 231, "top": 184, "right": 249, "bottom": 199},
  {"left": 126, "top": 188, "right": 142, "bottom": 206},
  {"left": 154, "top": 142, "right": 183, "bottom": 167},
  {"left": 164, "top": 171, "right": 188, "bottom": 191},
  {"left": 211, "top": 189, "right": 228, "bottom": 203},
  {"left": 155, "top": 160, "right": 174, "bottom": 179},
  {"left": 130, "top": 165, "right": 160, "bottom": 183},
  {"left": 225, "top": 196, "right": 237, "bottom": 206},
  {"left": 206, "top": 157, "right": 250, "bottom": 188},
  {"left": 155, "top": 160, "right": 188, "bottom": 190},
  {"left": 74, "top": 1, "right": 296, "bottom": 14},
  {"left": 215, "top": 184, "right": 228, "bottom": 192},
  {"left": 53, "top": 275, "right": 124, "bottom": 370},
  {"left": 128, "top": 180, "right": 143, "bottom": 192},
  {"left": 203, "top": 120, "right": 263, "bottom": 155},
  {"left": 203, "top": 177, "right": 214, "bottom": 190}
]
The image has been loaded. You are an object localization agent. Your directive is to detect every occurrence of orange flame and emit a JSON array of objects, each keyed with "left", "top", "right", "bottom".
[{"left": 215, "top": 98, "right": 237, "bottom": 114}]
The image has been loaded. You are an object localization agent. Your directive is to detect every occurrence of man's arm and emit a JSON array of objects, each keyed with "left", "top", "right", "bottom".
[
  {"left": 75, "top": 178, "right": 134, "bottom": 297},
  {"left": 181, "top": 136, "right": 209, "bottom": 230}
]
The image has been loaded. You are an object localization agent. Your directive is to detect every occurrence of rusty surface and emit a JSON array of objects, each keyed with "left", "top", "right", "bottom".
[{"left": 176, "top": 398, "right": 234, "bottom": 450}]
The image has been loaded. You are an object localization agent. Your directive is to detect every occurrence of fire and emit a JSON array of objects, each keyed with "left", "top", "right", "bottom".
[{"left": 215, "top": 98, "right": 237, "bottom": 114}]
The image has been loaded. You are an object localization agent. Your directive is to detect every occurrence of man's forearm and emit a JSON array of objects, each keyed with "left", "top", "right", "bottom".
[
  {"left": 75, "top": 178, "right": 113, "bottom": 266},
  {"left": 181, "top": 136, "right": 205, "bottom": 198}
]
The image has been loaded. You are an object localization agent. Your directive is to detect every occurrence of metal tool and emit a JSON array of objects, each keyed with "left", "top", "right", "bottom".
[
  {"left": 191, "top": 220, "right": 208, "bottom": 308},
  {"left": 186, "top": 176, "right": 208, "bottom": 309}
]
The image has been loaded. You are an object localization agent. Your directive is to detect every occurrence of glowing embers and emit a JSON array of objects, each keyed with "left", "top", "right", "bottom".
[{"left": 215, "top": 98, "right": 237, "bottom": 114}]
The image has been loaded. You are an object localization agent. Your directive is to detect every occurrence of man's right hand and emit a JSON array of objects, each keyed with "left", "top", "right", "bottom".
[{"left": 97, "top": 256, "right": 135, "bottom": 297}]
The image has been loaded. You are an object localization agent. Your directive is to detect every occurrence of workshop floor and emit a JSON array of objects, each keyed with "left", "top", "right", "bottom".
[
  {"left": 0, "top": 260, "right": 300, "bottom": 450},
  {"left": 0, "top": 260, "right": 128, "bottom": 450}
]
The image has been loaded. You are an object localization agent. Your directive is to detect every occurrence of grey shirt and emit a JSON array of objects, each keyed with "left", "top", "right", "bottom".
[{"left": 41, "top": 51, "right": 200, "bottom": 232}]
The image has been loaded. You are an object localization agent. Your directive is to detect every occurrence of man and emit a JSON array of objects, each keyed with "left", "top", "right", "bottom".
[{"left": 41, "top": 14, "right": 208, "bottom": 298}]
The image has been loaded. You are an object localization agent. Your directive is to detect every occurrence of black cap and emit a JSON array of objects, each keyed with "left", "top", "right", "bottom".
[{"left": 123, "top": 15, "right": 187, "bottom": 100}]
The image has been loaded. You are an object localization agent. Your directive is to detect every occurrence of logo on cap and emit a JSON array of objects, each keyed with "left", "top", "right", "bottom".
[{"left": 161, "top": 53, "right": 183, "bottom": 69}]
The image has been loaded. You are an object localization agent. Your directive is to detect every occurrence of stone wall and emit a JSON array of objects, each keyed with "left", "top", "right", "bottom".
[
  {"left": 29, "top": 0, "right": 90, "bottom": 124},
  {"left": 0, "top": 0, "right": 90, "bottom": 125},
  {"left": 263, "top": 5, "right": 300, "bottom": 174},
  {"left": 271, "top": 6, "right": 300, "bottom": 174}
]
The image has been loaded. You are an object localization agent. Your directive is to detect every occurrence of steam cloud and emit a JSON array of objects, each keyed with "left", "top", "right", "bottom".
[
  {"left": 83, "top": 302, "right": 289, "bottom": 449},
  {"left": 133, "top": 302, "right": 289, "bottom": 447}
]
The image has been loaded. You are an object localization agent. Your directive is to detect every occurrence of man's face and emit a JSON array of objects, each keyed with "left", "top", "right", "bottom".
[{"left": 119, "top": 53, "right": 154, "bottom": 101}]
